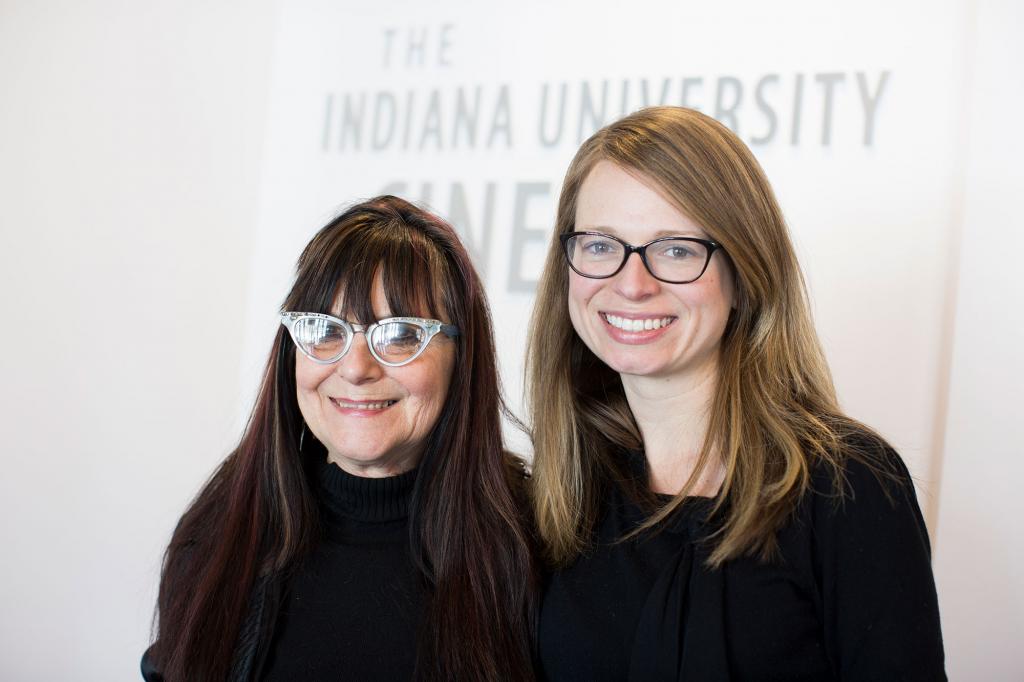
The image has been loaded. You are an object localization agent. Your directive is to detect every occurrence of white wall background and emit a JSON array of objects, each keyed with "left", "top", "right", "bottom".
[
  {"left": 0, "top": 1, "right": 1020, "bottom": 679},
  {"left": 932, "top": 1, "right": 1024, "bottom": 679},
  {"left": 0, "top": 1, "right": 276, "bottom": 678}
]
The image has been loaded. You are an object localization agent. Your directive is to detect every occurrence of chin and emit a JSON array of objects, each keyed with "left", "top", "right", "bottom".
[
  {"left": 322, "top": 439, "right": 388, "bottom": 466},
  {"left": 332, "top": 444, "right": 393, "bottom": 463},
  {"left": 336, "top": 451, "right": 385, "bottom": 464},
  {"left": 596, "top": 351, "right": 667, "bottom": 378}
]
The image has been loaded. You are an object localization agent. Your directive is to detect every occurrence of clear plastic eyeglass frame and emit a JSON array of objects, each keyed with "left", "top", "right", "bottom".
[{"left": 280, "top": 312, "right": 460, "bottom": 367}]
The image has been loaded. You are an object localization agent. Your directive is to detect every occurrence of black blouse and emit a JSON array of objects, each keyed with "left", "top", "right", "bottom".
[{"left": 538, "top": 448, "right": 946, "bottom": 681}]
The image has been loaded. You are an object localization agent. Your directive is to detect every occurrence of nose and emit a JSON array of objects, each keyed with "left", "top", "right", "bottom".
[
  {"left": 613, "top": 252, "right": 660, "bottom": 300},
  {"left": 336, "top": 333, "right": 384, "bottom": 384}
]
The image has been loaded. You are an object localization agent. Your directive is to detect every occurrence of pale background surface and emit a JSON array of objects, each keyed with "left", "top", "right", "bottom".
[{"left": 0, "top": 0, "right": 1020, "bottom": 679}]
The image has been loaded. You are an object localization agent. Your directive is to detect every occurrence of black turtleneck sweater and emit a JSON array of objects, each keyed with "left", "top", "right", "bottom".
[{"left": 260, "top": 460, "right": 423, "bottom": 682}]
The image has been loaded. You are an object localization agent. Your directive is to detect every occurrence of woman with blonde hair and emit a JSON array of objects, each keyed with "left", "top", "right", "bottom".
[{"left": 528, "top": 107, "right": 944, "bottom": 680}]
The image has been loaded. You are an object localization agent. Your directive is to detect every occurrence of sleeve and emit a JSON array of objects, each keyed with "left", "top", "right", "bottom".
[
  {"left": 140, "top": 645, "right": 163, "bottom": 681},
  {"left": 812, "top": 446, "right": 946, "bottom": 681}
]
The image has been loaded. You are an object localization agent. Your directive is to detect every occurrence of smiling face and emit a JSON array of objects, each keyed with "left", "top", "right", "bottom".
[
  {"left": 568, "top": 160, "right": 735, "bottom": 382},
  {"left": 295, "top": 275, "right": 457, "bottom": 477}
]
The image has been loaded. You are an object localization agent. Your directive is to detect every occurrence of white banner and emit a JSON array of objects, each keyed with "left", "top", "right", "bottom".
[{"left": 243, "top": 0, "right": 965, "bottom": 506}]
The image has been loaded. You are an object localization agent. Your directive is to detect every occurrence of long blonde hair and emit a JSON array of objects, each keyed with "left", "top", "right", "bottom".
[{"left": 527, "top": 107, "right": 884, "bottom": 567}]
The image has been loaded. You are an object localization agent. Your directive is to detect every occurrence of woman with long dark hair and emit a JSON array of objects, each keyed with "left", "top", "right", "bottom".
[
  {"left": 527, "top": 107, "right": 944, "bottom": 680},
  {"left": 143, "top": 195, "right": 536, "bottom": 681}
]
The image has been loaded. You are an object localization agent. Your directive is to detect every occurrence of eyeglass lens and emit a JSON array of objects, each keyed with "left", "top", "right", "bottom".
[
  {"left": 565, "top": 233, "right": 710, "bottom": 282},
  {"left": 372, "top": 321, "right": 426, "bottom": 364},
  {"left": 293, "top": 317, "right": 347, "bottom": 362},
  {"left": 291, "top": 317, "right": 428, "bottom": 363}
]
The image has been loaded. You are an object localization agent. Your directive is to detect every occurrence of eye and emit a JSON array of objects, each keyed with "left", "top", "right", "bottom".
[
  {"left": 375, "top": 322, "right": 425, "bottom": 352},
  {"left": 297, "top": 318, "right": 345, "bottom": 347},
  {"left": 388, "top": 329, "right": 421, "bottom": 348},
  {"left": 293, "top": 317, "right": 349, "bottom": 361},
  {"left": 579, "top": 236, "right": 622, "bottom": 258},
  {"left": 661, "top": 244, "right": 696, "bottom": 259}
]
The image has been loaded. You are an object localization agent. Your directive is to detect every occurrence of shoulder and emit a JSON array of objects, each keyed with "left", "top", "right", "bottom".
[
  {"left": 502, "top": 450, "right": 534, "bottom": 507},
  {"left": 809, "top": 430, "right": 915, "bottom": 508},
  {"left": 804, "top": 430, "right": 932, "bottom": 557},
  {"left": 801, "top": 432, "right": 946, "bottom": 677},
  {"left": 505, "top": 451, "right": 532, "bottom": 480},
  {"left": 140, "top": 645, "right": 163, "bottom": 681},
  {"left": 503, "top": 451, "right": 533, "bottom": 490}
]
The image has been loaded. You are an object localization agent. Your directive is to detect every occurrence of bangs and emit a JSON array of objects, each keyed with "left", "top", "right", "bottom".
[{"left": 286, "top": 214, "right": 451, "bottom": 324}]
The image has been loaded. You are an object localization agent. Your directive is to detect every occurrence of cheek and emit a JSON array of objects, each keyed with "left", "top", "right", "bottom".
[
  {"left": 403, "top": 351, "right": 456, "bottom": 411},
  {"left": 677, "top": 273, "right": 734, "bottom": 330},
  {"left": 706, "top": 259, "right": 736, "bottom": 308},
  {"left": 294, "top": 360, "right": 330, "bottom": 432},
  {"left": 294, "top": 356, "right": 331, "bottom": 396},
  {"left": 567, "top": 275, "right": 599, "bottom": 330}
]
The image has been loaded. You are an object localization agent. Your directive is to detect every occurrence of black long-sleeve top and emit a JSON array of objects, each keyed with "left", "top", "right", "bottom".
[
  {"left": 260, "top": 460, "right": 423, "bottom": 681},
  {"left": 538, "top": 447, "right": 946, "bottom": 681}
]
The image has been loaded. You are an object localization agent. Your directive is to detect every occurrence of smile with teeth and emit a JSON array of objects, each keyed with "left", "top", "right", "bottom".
[
  {"left": 602, "top": 313, "right": 676, "bottom": 332},
  {"left": 331, "top": 398, "right": 398, "bottom": 410}
]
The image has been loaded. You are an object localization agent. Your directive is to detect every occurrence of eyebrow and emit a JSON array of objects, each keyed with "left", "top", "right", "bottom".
[{"left": 581, "top": 225, "right": 708, "bottom": 239}]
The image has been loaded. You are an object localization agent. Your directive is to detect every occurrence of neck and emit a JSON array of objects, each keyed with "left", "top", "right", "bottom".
[
  {"left": 620, "top": 357, "right": 723, "bottom": 496},
  {"left": 326, "top": 451, "right": 420, "bottom": 479}
]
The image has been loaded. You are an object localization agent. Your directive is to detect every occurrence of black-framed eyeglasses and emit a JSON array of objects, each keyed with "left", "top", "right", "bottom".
[
  {"left": 560, "top": 231, "right": 724, "bottom": 284},
  {"left": 280, "top": 312, "right": 459, "bottom": 367}
]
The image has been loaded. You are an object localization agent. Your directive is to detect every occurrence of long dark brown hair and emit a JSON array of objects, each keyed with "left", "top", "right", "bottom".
[{"left": 150, "top": 196, "right": 537, "bottom": 681}]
